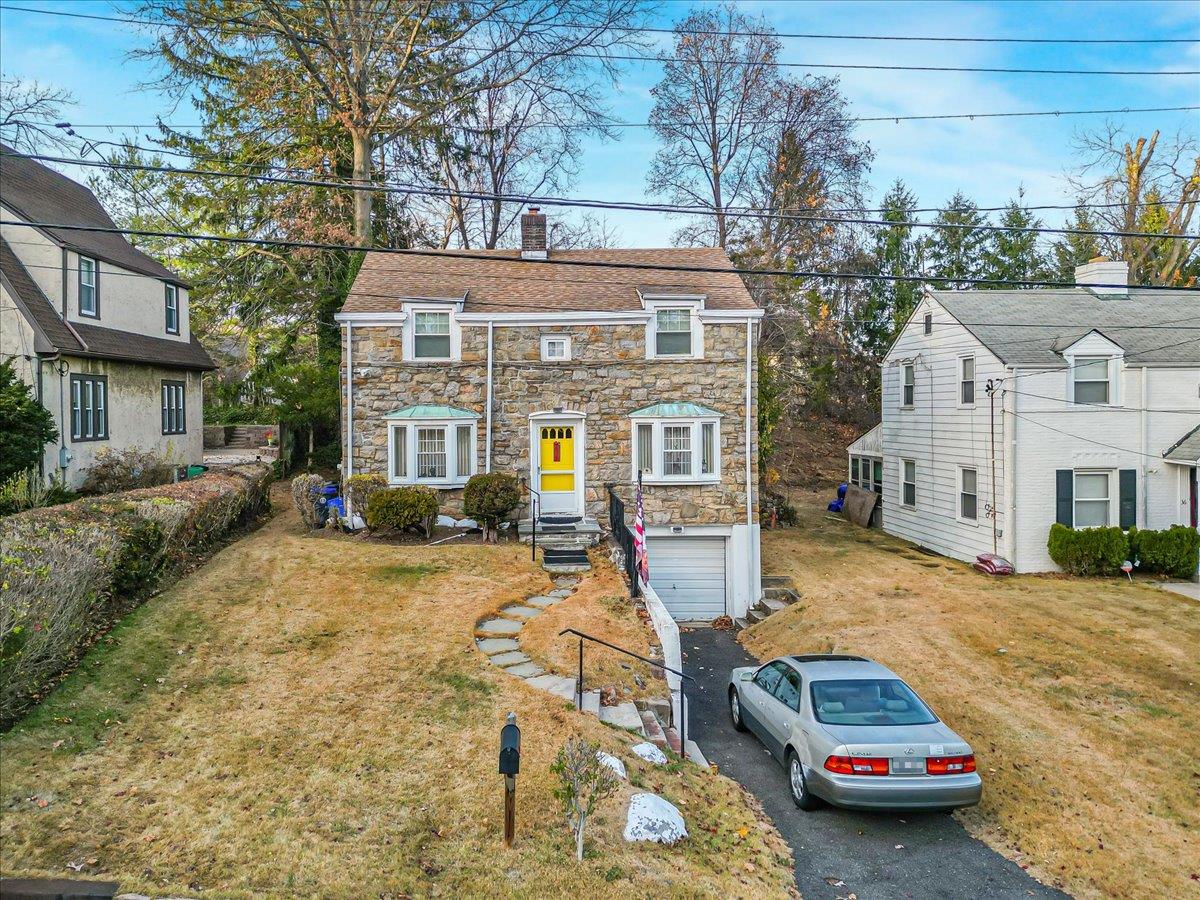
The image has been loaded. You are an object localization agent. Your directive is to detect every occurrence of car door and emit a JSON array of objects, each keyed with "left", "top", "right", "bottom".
[
  {"left": 759, "top": 666, "right": 803, "bottom": 762},
  {"left": 741, "top": 661, "right": 787, "bottom": 746}
]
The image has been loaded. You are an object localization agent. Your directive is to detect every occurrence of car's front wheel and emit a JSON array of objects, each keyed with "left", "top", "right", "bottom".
[
  {"left": 729, "top": 687, "right": 748, "bottom": 732},
  {"left": 787, "top": 750, "right": 822, "bottom": 810}
]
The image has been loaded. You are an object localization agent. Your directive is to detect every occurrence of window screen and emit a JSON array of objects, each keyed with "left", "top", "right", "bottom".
[{"left": 655, "top": 309, "right": 692, "bottom": 356}]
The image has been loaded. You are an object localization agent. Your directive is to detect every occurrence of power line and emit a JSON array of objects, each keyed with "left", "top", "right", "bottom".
[
  {"left": 8, "top": 150, "right": 1199, "bottom": 242},
  {"left": 47, "top": 104, "right": 1200, "bottom": 133},
  {"left": 3, "top": 217, "right": 1198, "bottom": 292},
  {"left": 1008, "top": 410, "right": 1194, "bottom": 461},
  {"left": 1007, "top": 388, "right": 1200, "bottom": 413},
  {"left": 996, "top": 336, "right": 1200, "bottom": 383},
  {"left": 1, "top": 3, "right": 1197, "bottom": 76}
]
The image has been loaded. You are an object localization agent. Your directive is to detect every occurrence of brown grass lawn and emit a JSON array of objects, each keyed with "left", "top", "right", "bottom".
[
  {"left": 0, "top": 487, "right": 793, "bottom": 898},
  {"left": 748, "top": 492, "right": 1200, "bottom": 899}
]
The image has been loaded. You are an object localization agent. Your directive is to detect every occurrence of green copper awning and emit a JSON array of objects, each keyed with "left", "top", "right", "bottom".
[
  {"left": 383, "top": 404, "right": 481, "bottom": 420},
  {"left": 628, "top": 402, "right": 722, "bottom": 418}
]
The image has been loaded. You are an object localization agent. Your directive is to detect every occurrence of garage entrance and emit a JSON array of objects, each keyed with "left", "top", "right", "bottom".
[{"left": 648, "top": 536, "right": 726, "bottom": 620}]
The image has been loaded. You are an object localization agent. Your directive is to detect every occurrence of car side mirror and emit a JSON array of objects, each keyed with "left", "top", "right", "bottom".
[{"left": 740, "top": 671, "right": 754, "bottom": 682}]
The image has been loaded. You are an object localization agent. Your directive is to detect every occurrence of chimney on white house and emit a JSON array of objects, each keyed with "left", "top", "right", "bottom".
[
  {"left": 1074, "top": 256, "right": 1129, "bottom": 296},
  {"left": 520, "top": 206, "right": 547, "bottom": 260}
]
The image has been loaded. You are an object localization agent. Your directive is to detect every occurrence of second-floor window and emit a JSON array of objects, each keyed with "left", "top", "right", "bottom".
[
  {"left": 71, "top": 374, "right": 108, "bottom": 441},
  {"left": 1072, "top": 357, "right": 1110, "bottom": 404},
  {"left": 413, "top": 311, "right": 451, "bottom": 359},
  {"left": 541, "top": 335, "right": 570, "bottom": 361},
  {"left": 960, "top": 356, "right": 975, "bottom": 405},
  {"left": 165, "top": 284, "right": 180, "bottom": 334},
  {"left": 79, "top": 256, "right": 98, "bottom": 317},
  {"left": 902, "top": 364, "right": 915, "bottom": 406},
  {"left": 162, "top": 380, "right": 186, "bottom": 434},
  {"left": 654, "top": 309, "right": 693, "bottom": 357}
]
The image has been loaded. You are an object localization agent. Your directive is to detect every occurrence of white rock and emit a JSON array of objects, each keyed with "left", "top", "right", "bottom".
[
  {"left": 436, "top": 514, "right": 457, "bottom": 527},
  {"left": 596, "top": 751, "right": 627, "bottom": 780},
  {"left": 630, "top": 741, "right": 669, "bottom": 766},
  {"left": 455, "top": 518, "right": 479, "bottom": 528},
  {"left": 623, "top": 792, "right": 688, "bottom": 844}
]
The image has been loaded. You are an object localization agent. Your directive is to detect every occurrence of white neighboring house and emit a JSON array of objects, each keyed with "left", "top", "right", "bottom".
[
  {"left": 864, "top": 259, "right": 1199, "bottom": 575},
  {"left": 0, "top": 145, "right": 215, "bottom": 488}
]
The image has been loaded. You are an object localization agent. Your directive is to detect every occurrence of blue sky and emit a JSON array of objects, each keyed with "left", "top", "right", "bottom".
[{"left": 2, "top": 0, "right": 1197, "bottom": 246}]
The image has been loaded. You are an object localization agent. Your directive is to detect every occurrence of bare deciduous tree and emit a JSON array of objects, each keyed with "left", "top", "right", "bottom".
[
  {"left": 0, "top": 76, "right": 74, "bottom": 153},
  {"left": 551, "top": 736, "right": 619, "bottom": 862}
]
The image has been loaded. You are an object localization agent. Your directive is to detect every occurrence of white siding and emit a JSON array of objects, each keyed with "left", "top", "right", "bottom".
[{"left": 881, "top": 296, "right": 1008, "bottom": 564}]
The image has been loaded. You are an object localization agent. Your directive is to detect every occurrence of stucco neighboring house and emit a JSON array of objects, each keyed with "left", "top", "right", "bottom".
[
  {"left": 0, "top": 145, "right": 214, "bottom": 488},
  {"left": 336, "top": 208, "right": 763, "bottom": 620},
  {"left": 862, "top": 258, "right": 1199, "bottom": 575}
]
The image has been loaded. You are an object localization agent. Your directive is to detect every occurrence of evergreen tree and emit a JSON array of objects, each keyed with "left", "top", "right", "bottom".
[
  {"left": 1051, "top": 203, "right": 1101, "bottom": 281},
  {"left": 924, "top": 191, "right": 989, "bottom": 290},
  {"left": 860, "top": 179, "right": 921, "bottom": 355},
  {"left": 985, "top": 188, "right": 1051, "bottom": 287}
]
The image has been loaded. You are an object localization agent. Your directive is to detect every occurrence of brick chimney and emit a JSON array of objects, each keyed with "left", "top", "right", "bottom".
[
  {"left": 520, "top": 206, "right": 547, "bottom": 260},
  {"left": 1074, "top": 256, "right": 1129, "bottom": 297}
]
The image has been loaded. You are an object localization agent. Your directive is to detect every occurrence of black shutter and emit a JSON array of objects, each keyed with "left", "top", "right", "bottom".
[
  {"left": 1119, "top": 469, "right": 1137, "bottom": 530},
  {"left": 1055, "top": 470, "right": 1073, "bottom": 526}
]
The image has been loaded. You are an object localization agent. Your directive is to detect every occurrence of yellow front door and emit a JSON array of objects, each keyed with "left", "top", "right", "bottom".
[{"left": 539, "top": 425, "right": 575, "bottom": 493}]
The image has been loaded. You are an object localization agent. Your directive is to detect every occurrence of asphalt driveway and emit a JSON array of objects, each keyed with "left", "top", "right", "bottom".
[{"left": 684, "top": 628, "right": 1066, "bottom": 899}]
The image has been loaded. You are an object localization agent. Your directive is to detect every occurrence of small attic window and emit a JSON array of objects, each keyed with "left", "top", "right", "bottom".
[{"left": 923, "top": 312, "right": 932, "bottom": 335}]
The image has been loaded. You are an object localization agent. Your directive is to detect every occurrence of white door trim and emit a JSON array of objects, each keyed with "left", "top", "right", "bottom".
[{"left": 528, "top": 411, "right": 586, "bottom": 516}]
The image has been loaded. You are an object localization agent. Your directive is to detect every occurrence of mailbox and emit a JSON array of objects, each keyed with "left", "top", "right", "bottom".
[{"left": 499, "top": 712, "right": 521, "bottom": 776}]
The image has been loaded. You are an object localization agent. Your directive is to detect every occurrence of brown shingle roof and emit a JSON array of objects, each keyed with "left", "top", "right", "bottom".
[
  {"left": 343, "top": 247, "right": 757, "bottom": 314},
  {"left": 0, "top": 235, "right": 214, "bottom": 370},
  {"left": 0, "top": 144, "right": 185, "bottom": 284}
]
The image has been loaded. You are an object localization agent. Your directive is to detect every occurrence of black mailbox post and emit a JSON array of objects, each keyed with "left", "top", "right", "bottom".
[{"left": 499, "top": 712, "right": 520, "bottom": 846}]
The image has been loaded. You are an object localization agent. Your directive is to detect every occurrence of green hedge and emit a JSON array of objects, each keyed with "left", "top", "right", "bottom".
[
  {"left": 365, "top": 486, "right": 438, "bottom": 534},
  {"left": 1047, "top": 523, "right": 1200, "bottom": 578},
  {"left": 463, "top": 473, "right": 521, "bottom": 542},
  {"left": 0, "top": 463, "right": 273, "bottom": 728}
]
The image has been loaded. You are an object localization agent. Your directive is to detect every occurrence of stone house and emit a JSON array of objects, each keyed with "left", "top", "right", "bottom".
[
  {"left": 0, "top": 145, "right": 214, "bottom": 488},
  {"left": 336, "top": 209, "right": 763, "bottom": 620}
]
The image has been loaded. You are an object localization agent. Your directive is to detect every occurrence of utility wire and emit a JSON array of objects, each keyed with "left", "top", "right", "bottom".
[
  {"left": 1007, "top": 410, "right": 1191, "bottom": 461},
  {"left": 8, "top": 150, "right": 1199, "bottom": 242},
  {"left": 1, "top": 3, "right": 1197, "bottom": 76},
  {"left": 3, "top": 218, "right": 1198, "bottom": 292},
  {"left": 1006, "top": 389, "right": 1200, "bottom": 414}
]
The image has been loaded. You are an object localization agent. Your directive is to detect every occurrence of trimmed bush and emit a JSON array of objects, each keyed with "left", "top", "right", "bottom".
[
  {"left": 1130, "top": 526, "right": 1200, "bottom": 579},
  {"left": 291, "top": 473, "right": 325, "bottom": 528},
  {"left": 365, "top": 486, "right": 438, "bottom": 535},
  {"left": 761, "top": 491, "right": 798, "bottom": 527},
  {"left": 0, "top": 463, "right": 272, "bottom": 727},
  {"left": 81, "top": 446, "right": 175, "bottom": 495},
  {"left": 463, "top": 473, "right": 521, "bottom": 543},
  {"left": 1047, "top": 523, "right": 1128, "bottom": 576},
  {"left": 345, "top": 473, "right": 387, "bottom": 514}
]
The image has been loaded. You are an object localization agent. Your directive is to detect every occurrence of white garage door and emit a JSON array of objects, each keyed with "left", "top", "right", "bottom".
[{"left": 648, "top": 536, "right": 726, "bottom": 620}]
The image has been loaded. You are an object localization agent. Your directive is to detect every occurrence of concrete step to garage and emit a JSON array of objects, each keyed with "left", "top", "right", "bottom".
[{"left": 737, "top": 574, "right": 801, "bottom": 631}]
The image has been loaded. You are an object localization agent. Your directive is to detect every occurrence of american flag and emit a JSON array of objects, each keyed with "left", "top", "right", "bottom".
[{"left": 634, "top": 475, "right": 649, "bottom": 585}]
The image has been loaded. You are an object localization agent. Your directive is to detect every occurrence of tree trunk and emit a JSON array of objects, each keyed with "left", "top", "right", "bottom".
[
  {"left": 575, "top": 814, "right": 586, "bottom": 861},
  {"left": 351, "top": 127, "right": 373, "bottom": 245}
]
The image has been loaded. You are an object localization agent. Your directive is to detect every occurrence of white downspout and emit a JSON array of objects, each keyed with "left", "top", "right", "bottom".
[
  {"left": 345, "top": 323, "right": 354, "bottom": 481},
  {"left": 1003, "top": 370, "right": 1017, "bottom": 566},
  {"left": 1140, "top": 366, "right": 1148, "bottom": 526},
  {"left": 485, "top": 321, "right": 494, "bottom": 473},
  {"left": 744, "top": 319, "right": 753, "bottom": 529}
]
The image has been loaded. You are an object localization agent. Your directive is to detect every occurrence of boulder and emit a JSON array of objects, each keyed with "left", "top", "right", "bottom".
[
  {"left": 596, "top": 751, "right": 627, "bottom": 780},
  {"left": 630, "top": 741, "right": 669, "bottom": 766},
  {"left": 623, "top": 793, "right": 688, "bottom": 844},
  {"left": 455, "top": 518, "right": 479, "bottom": 528},
  {"left": 436, "top": 514, "right": 457, "bottom": 527}
]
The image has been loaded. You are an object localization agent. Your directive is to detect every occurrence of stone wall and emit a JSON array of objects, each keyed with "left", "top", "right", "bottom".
[{"left": 345, "top": 321, "right": 758, "bottom": 525}]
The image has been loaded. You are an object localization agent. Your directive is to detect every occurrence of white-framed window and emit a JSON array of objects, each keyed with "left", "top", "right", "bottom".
[
  {"left": 959, "top": 356, "right": 975, "bottom": 405},
  {"left": 850, "top": 457, "right": 860, "bottom": 486},
  {"left": 850, "top": 455, "right": 877, "bottom": 491},
  {"left": 386, "top": 418, "right": 476, "bottom": 486},
  {"left": 540, "top": 334, "right": 571, "bottom": 361},
  {"left": 1071, "top": 356, "right": 1111, "bottom": 405},
  {"left": 413, "top": 311, "right": 452, "bottom": 359},
  {"left": 654, "top": 309, "right": 692, "bottom": 356},
  {"left": 630, "top": 416, "right": 721, "bottom": 483},
  {"left": 79, "top": 256, "right": 98, "bottom": 317},
  {"left": 901, "top": 458, "right": 916, "bottom": 507},
  {"left": 958, "top": 466, "right": 978, "bottom": 522},
  {"left": 902, "top": 364, "right": 915, "bottom": 407},
  {"left": 923, "top": 312, "right": 932, "bottom": 335},
  {"left": 165, "top": 284, "right": 180, "bottom": 334},
  {"left": 1073, "top": 471, "right": 1110, "bottom": 527}
]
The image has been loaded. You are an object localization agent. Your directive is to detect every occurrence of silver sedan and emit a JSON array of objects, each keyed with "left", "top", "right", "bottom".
[{"left": 728, "top": 654, "right": 982, "bottom": 811}]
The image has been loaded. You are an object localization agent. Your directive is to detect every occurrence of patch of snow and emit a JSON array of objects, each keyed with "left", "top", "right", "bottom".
[
  {"left": 630, "top": 742, "right": 668, "bottom": 766},
  {"left": 623, "top": 793, "right": 687, "bottom": 844},
  {"left": 596, "top": 751, "right": 627, "bottom": 780}
]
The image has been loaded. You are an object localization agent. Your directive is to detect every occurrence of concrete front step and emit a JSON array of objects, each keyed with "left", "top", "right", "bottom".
[
  {"left": 761, "top": 597, "right": 789, "bottom": 613},
  {"left": 599, "top": 701, "right": 644, "bottom": 733},
  {"left": 761, "top": 574, "right": 793, "bottom": 588},
  {"left": 764, "top": 587, "right": 800, "bottom": 603},
  {"left": 746, "top": 608, "right": 768, "bottom": 624}
]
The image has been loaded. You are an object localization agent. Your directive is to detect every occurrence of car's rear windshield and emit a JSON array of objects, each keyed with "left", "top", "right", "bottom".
[{"left": 810, "top": 679, "right": 938, "bottom": 726}]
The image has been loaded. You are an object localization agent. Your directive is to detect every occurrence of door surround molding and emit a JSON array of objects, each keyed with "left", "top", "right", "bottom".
[{"left": 528, "top": 410, "right": 586, "bottom": 516}]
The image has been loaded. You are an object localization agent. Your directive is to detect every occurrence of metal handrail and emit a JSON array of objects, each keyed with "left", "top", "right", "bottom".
[
  {"left": 521, "top": 477, "right": 541, "bottom": 562},
  {"left": 558, "top": 627, "right": 695, "bottom": 755}
]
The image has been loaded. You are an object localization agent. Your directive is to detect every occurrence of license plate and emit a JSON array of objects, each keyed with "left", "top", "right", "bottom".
[{"left": 890, "top": 757, "right": 927, "bottom": 775}]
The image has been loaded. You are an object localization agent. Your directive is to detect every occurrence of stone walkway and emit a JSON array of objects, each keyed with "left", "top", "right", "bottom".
[{"left": 474, "top": 575, "right": 646, "bottom": 734}]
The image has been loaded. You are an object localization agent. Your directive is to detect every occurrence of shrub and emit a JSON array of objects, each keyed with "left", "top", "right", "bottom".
[
  {"left": 761, "top": 491, "right": 798, "bottom": 527},
  {"left": 552, "top": 736, "right": 619, "bottom": 861},
  {"left": 1047, "top": 523, "right": 1128, "bottom": 576},
  {"left": 291, "top": 473, "right": 325, "bottom": 529},
  {"left": 0, "top": 463, "right": 272, "bottom": 727},
  {"left": 0, "top": 359, "right": 58, "bottom": 482},
  {"left": 345, "top": 473, "right": 387, "bottom": 513},
  {"left": 463, "top": 473, "right": 521, "bottom": 543},
  {"left": 81, "top": 446, "right": 175, "bottom": 495},
  {"left": 1130, "top": 526, "right": 1200, "bottom": 579},
  {"left": 365, "top": 486, "right": 438, "bottom": 535}
]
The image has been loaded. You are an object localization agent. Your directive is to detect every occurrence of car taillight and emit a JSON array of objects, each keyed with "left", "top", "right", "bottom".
[
  {"left": 824, "top": 755, "right": 888, "bottom": 776},
  {"left": 927, "top": 754, "right": 976, "bottom": 775}
]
